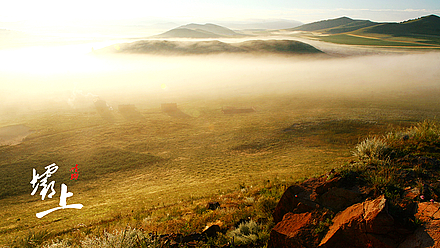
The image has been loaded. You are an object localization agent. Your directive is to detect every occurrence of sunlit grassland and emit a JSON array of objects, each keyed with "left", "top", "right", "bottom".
[
  {"left": 1, "top": 90, "right": 440, "bottom": 244},
  {"left": 315, "top": 34, "right": 440, "bottom": 48}
]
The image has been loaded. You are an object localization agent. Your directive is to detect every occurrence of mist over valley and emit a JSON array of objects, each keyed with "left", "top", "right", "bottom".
[{"left": 1, "top": 34, "right": 439, "bottom": 117}]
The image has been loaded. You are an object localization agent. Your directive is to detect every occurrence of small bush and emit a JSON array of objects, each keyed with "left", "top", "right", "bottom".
[
  {"left": 228, "top": 220, "right": 261, "bottom": 246},
  {"left": 314, "top": 218, "right": 332, "bottom": 235},
  {"left": 365, "top": 162, "right": 402, "bottom": 198},
  {"left": 412, "top": 120, "right": 440, "bottom": 142},
  {"left": 386, "top": 120, "right": 440, "bottom": 156},
  {"left": 81, "top": 227, "right": 150, "bottom": 248},
  {"left": 353, "top": 137, "right": 389, "bottom": 160},
  {"left": 256, "top": 196, "right": 277, "bottom": 216},
  {"left": 194, "top": 204, "right": 208, "bottom": 215}
]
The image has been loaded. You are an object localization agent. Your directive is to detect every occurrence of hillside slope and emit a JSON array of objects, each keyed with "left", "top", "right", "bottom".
[
  {"left": 291, "top": 16, "right": 354, "bottom": 31},
  {"left": 99, "top": 39, "right": 323, "bottom": 55},
  {"left": 155, "top": 28, "right": 224, "bottom": 38},
  {"left": 293, "top": 14, "right": 440, "bottom": 46},
  {"left": 325, "top": 20, "right": 378, "bottom": 34},
  {"left": 290, "top": 17, "right": 378, "bottom": 34},
  {"left": 292, "top": 14, "right": 440, "bottom": 37},
  {"left": 361, "top": 14, "right": 440, "bottom": 37},
  {"left": 180, "top": 23, "right": 240, "bottom": 36},
  {"left": 154, "top": 23, "right": 246, "bottom": 38}
]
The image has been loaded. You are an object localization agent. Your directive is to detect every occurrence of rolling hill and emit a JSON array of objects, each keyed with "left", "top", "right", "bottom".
[
  {"left": 98, "top": 39, "right": 323, "bottom": 55},
  {"left": 154, "top": 23, "right": 246, "bottom": 38},
  {"left": 291, "top": 17, "right": 356, "bottom": 31},
  {"left": 290, "top": 16, "right": 378, "bottom": 34},
  {"left": 292, "top": 14, "right": 440, "bottom": 36},
  {"left": 361, "top": 14, "right": 440, "bottom": 37},
  {"left": 155, "top": 28, "right": 224, "bottom": 38},
  {"left": 292, "top": 14, "right": 440, "bottom": 46},
  {"left": 179, "top": 23, "right": 240, "bottom": 36}
]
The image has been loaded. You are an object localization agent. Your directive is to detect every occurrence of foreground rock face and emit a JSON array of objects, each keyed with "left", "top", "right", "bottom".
[
  {"left": 398, "top": 202, "right": 440, "bottom": 247},
  {"left": 268, "top": 212, "right": 313, "bottom": 248},
  {"left": 272, "top": 175, "right": 364, "bottom": 223},
  {"left": 268, "top": 174, "right": 416, "bottom": 248},
  {"left": 272, "top": 184, "right": 319, "bottom": 223},
  {"left": 319, "top": 195, "right": 403, "bottom": 248}
]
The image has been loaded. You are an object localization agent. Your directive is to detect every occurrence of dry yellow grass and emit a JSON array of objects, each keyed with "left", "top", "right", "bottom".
[{"left": 1, "top": 91, "right": 440, "bottom": 245}]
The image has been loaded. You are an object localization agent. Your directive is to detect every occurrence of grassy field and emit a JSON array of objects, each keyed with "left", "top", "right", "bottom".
[
  {"left": 316, "top": 34, "right": 440, "bottom": 47},
  {"left": 2, "top": 89, "right": 440, "bottom": 246}
]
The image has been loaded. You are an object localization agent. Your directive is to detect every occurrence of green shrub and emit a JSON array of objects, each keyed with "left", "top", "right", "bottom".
[
  {"left": 228, "top": 220, "right": 261, "bottom": 246},
  {"left": 386, "top": 120, "right": 440, "bottom": 156},
  {"left": 353, "top": 137, "right": 389, "bottom": 160},
  {"left": 411, "top": 120, "right": 440, "bottom": 141},
  {"left": 314, "top": 218, "right": 332, "bottom": 235},
  {"left": 365, "top": 162, "right": 402, "bottom": 198},
  {"left": 256, "top": 196, "right": 277, "bottom": 216}
]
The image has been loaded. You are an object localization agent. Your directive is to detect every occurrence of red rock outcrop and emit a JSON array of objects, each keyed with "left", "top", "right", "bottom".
[
  {"left": 268, "top": 170, "right": 435, "bottom": 248},
  {"left": 272, "top": 175, "right": 365, "bottom": 224},
  {"left": 272, "top": 184, "right": 319, "bottom": 223},
  {"left": 319, "top": 195, "right": 404, "bottom": 248},
  {"left": 268, "top": 212, "right": 313, "bottom": 248},
  {"left": 414, "top": 202, "right": 440, "bottom": 221},
  {"left": 317, "top": 186, "right": 363, "bottom": 211}
]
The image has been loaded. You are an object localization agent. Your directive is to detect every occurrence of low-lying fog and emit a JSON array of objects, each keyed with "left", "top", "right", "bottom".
[{"left": 1, "top": 38, "right": 439, "bottom": 116}]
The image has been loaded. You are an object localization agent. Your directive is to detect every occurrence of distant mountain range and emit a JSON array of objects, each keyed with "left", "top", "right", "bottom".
[
  {"left": 98, "top": 40, "right": 323, "bottom": 55},
  {"left": 154, "top": 23, "right": 247, "bottom": 38},
  {"left": 153, "top": 15, "right": 440, "bottom": 42},
  {"left": 220, "top": 20, "right": 303, "bottom": 30},
  {"left": 291, "top": 14, "right": 440, "bottom": 37}
]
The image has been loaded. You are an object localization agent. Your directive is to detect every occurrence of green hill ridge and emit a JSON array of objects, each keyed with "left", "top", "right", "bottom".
[
  {"left": 293, "top": 14, "right": 440, "bottom": 36},
  {"left": 99, "top": 39, "right": 323, "bottom": 55},
  {"left": 362, "top": 14, "right": 440, "bottom": 37},
  {"left": 303, "top": 16, "right": 353, "bottom": 30},
  {"left": 292, "top": 14, "right": 440, "bottom": 46}
]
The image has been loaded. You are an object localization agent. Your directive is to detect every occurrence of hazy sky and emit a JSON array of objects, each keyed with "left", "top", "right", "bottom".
[{"left": 2, "top": 0, "right": 439, "bottom": 24}]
